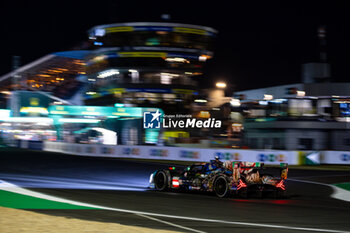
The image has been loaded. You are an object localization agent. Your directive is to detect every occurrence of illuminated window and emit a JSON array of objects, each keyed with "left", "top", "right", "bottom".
[{"left": 161, "top": 74, "right": 172, "bottom": 84}]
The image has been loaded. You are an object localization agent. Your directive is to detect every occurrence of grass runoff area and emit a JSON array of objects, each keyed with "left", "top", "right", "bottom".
[
  {"left": 0, "top": 190, "right": 96, "bottom": 210},
  {"left": 334, "top": 182, "right": 350, "bottom": 191}
]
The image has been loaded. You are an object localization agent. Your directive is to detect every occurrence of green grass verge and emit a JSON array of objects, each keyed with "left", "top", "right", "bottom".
[
  {"left": 0, "top": 190, "right": 96, "bottom": 209},
  {"left": 334, "top": 182, "right": 350, "bottom": 191}
]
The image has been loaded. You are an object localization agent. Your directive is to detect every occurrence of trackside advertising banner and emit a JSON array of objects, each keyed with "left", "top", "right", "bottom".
[
  {"left": 321, "top": 151, "right": 350, "bottom": 164},
  {"left": 43, "top": 141, "right": 299, "bottom": 165}
]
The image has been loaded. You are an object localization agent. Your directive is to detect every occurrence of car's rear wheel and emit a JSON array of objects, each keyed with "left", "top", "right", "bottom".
[
  {"left": 154, "top": 170, "right": 169, "bottom": 191},
  {"left": 214, "top": 176, "right": 229, "bottom": 198}
]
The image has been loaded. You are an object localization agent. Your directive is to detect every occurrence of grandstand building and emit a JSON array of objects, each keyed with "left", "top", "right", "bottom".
[
  {"left": 0, "top": 22, "right": 217, "bottom": 145},
  {"left": 0, "top": 22, "right": 217, "bottom": 115},
  {"left": 84, "top": 22, "right": 217, "bottom": 114}
]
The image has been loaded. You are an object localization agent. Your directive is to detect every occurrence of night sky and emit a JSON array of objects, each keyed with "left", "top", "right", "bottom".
[{"left": 0, "top": 1, "right": 349, "bottom": 91}]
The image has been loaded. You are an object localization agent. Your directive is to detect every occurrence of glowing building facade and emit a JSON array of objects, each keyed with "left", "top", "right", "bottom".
[{"left": 84, "top": 22, "right": 217, "bottom": 114}]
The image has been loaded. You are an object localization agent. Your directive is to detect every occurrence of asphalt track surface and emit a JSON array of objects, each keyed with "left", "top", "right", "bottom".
[{"left": 1, "top": 148, "right": 350, "bottom": 233}]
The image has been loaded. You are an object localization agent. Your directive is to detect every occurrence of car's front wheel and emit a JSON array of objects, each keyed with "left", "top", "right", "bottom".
[
  {"left": 214, "top": 176, "right": 229, "bottom": 198},
  {"left": 154, "top": 170, "right": 169, "bottom": 191}
]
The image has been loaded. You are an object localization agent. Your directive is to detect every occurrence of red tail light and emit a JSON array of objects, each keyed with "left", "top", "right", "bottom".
[
  {"left": 276, "top": 180, "right": 285, "bottom": 190},
  {"left": 172, "top": 178, "right": 180, "bottom": 188},
  {"left": 237, "top": 180, "right": 247, "bottom": 190}
]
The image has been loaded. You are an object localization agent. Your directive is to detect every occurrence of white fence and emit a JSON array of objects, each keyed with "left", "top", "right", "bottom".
[
  {"left": 42, "top": 141, "right": 350, "bottom": 165},
  {"left": 321, "top": 151, "right": 350, "bottom": 164},
  {"left": 43, "top": 141, "right": 300, "bottom": 165}
]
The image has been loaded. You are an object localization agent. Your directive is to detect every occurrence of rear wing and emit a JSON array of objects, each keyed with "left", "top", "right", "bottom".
[{"left": 231, "top": 161, "right": 288, "bottom": 183}]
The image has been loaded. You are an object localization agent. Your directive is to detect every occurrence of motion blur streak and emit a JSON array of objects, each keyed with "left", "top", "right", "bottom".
[
  {"left": 231, "top": 198, "right": 294, "bottom": 205},
  {"left": 1, "top": 180, "right": 348, "bottom": 233},
  {"left": 0, "top": 174, "right": 146, "bottom": 191}
]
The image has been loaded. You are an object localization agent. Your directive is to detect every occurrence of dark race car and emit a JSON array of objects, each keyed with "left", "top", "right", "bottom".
[{"left": 149, "top": 160, "right": 288, "bottom": 198}]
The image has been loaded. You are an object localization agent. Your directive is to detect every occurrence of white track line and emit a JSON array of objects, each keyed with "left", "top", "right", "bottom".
[
  {"left": 289, "top": 178, "right": 350, "bottom": 202},
  {"left": 0, "top": 180, "right": 349, "bottom": 233},
  {"left": 136, "top": 213, "right": 206, "bottom": 233}
]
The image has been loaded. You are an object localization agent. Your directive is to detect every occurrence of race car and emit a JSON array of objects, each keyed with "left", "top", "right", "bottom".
[
  {"left": 149, "top": 160, "right": 288, "bottom": 198},
  {"left": 231, "top": 161, "right": 288, "bottom": 198}
]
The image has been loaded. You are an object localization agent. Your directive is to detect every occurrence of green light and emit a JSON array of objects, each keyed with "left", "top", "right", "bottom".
[
  {"left": 145, "top": 129, "right": 160, "bottom": 144},
  {"left": 255, "top": 118, "right": 276, "bottom": 122},
  {"left": 146, "top": 38, "right": 160, "bottom": 46},
  {"left": 114, "top": 103, "right": 125, "bottom": 108},
  {"left": 48, "top": 105, "right": 163, "bottom": 118},
  {"left": 58, "top": 118, "right": 100, "bottom": 123}
]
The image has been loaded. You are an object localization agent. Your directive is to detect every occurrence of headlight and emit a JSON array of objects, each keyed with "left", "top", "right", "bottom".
[{"left": 149, "top": 173, "right": 154, "bottom": 183}]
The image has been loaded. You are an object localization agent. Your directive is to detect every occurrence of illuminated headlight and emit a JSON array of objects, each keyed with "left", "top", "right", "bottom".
[
  {"left": 149, "top": 173, "right": 154, "bottom": 183},
  {"left": 95, "top": 28, "right": 105, "bottom": 37}
]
